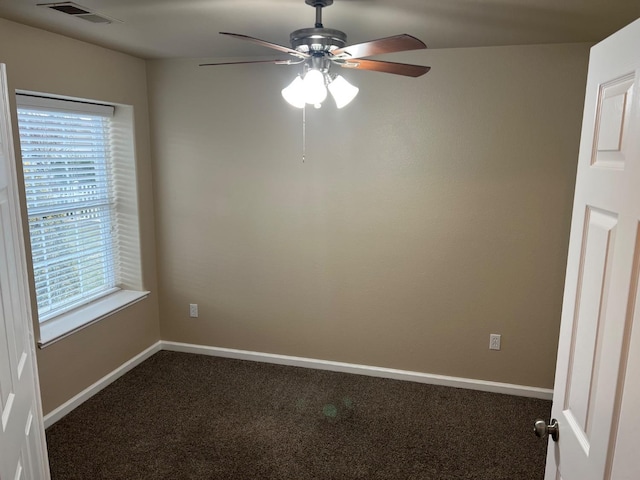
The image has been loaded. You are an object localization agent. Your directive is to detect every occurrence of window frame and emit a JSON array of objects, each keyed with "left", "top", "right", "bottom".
[{"left": 15, "top": 92, "right": 149, "bottom": 347}]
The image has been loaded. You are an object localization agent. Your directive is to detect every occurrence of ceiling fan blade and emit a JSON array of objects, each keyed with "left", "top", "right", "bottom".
[
  {"left": 199, "top": 59, "right": 296, "bottom": 67},
  {"left": 331, "top": 34, "right": 426, "bottom": 59},
  {"left": 339, "top": 58, "right": 430, "bottom": 77},
  {"left": 219, "top": 32, "right": 308, "bottom": 59}
]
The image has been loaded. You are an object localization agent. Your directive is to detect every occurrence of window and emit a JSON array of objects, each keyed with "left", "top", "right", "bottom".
[{"left": 16, "top": 94, "right": 147, "bottom": 345}]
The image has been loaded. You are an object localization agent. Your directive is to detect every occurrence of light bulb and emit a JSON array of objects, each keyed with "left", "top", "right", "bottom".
[
  {"left": 302, "top": 69, "right": 327, "bottom": 105},
  {"left": 281, "top": 76, "right": 305, "bottom": 108},
  {"left": 328, "top": 75, "right": 359, "bottom": 108}
]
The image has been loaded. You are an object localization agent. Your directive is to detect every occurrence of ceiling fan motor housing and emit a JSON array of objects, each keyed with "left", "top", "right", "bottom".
[{"left": 290, "top": 28, "right": 347, "bottom": 55}]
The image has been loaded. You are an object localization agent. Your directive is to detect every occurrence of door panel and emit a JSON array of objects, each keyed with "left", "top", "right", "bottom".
[
  {"left": 565, "top": 207, "right": 617, "bottom": 439},
  {"left": 592, "top": 73, "right": 634, "bottom": 168}
]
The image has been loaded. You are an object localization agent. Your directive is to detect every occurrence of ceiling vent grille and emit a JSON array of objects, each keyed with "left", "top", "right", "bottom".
[{"left": 37, "top": 2, "right": 120, "bottom": 24}]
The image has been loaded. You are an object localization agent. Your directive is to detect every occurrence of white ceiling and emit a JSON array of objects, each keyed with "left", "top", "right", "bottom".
[{"left": 0, "top": 0, "right": 638, "bottom": 60}]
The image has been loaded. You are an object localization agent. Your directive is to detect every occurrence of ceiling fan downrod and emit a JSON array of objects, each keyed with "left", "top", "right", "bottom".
[{"left": 306, "top": 0, "right": 333, "bottom": 28}]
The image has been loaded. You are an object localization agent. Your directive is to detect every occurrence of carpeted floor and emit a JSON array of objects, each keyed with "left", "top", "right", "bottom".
[{"left": 45, "top": 351, "right": 550, "bottom": 479}]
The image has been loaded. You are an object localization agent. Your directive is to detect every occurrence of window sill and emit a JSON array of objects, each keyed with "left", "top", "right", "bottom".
[{"left": 38, "top": 289, "right": 150, "bottom": 348}]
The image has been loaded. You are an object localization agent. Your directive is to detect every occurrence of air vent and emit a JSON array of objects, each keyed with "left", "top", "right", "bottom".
[{"left": 37, "top": 2, "right": 121, "bottom": 24}]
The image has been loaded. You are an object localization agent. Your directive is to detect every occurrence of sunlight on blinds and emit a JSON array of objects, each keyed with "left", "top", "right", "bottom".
[{"left": 17, "top": 102, "right": 117, "bottom": 321}]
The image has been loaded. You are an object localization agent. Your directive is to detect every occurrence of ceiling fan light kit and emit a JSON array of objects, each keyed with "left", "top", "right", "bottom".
[
  {"left": 281, "top": 69, "right": 359, "bottom": 109},
  {"left": 200, "top": 0, "right": 430, "bottom": 109}
]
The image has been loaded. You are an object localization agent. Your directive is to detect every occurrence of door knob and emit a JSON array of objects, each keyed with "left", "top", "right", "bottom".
[{"left": 534, "top": 418, "right": 559, "bottom": 442}]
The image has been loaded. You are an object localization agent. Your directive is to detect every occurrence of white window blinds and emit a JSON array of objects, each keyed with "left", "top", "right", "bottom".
[{"left": 16, "top": 95, "right": 120, "bottom": 321}]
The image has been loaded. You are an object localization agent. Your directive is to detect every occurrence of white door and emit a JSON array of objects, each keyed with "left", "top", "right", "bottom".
[
  {"left": 0, "top": 64, "right": 50, "bottom": 479},
  {"left": 544, "top": 18, "right": 640, "bottom": 480}
]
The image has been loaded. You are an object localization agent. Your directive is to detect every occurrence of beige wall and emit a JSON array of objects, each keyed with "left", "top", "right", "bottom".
[
  {"left": 0, "top": 18, "right": 160, "bottom": 414},
  {"left": 148, "top": 43, "right": 589, "bottom": 389}
]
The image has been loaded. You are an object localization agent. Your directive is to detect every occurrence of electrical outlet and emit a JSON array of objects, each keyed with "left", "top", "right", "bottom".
[
  {"left": 489, "top": 334, "right": 501, "bottom": 350},
  {"left": 189, "top": 303, "right": 198, "bottom": 318}
]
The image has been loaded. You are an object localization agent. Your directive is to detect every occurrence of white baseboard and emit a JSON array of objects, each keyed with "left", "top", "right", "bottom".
[
  {"left": 43, "top": 342, "right": 162, "bottom": 428},
  {"left": 161, "top": 341, "right": 553, "bottom": 401}
]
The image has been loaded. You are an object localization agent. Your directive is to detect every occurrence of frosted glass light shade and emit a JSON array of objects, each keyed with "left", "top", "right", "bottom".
[
  {"left": 328, "top": 75, "right": 359, "bottom": 108},
  {"left": 302, "top": 69, "right": 327, "bottom": 105},
  {"left": 281, "top": 76, "right": 305, "bottom": 108}
]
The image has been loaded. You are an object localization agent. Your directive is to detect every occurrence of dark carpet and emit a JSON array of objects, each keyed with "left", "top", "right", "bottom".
[{"left": 45, "top": 351, "right": 550, "bottom": 479}]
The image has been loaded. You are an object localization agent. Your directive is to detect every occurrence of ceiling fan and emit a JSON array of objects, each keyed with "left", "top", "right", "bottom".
[{"left": 200, "top": 0, "right": 431, "bottom": 109}]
